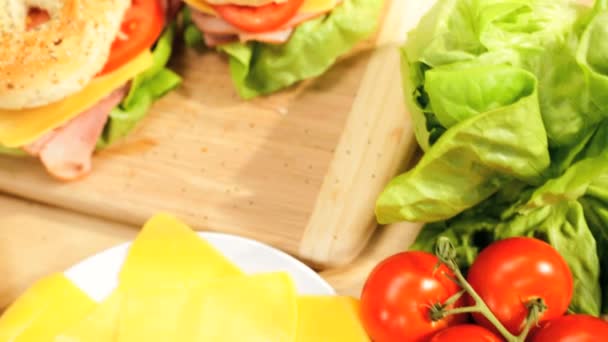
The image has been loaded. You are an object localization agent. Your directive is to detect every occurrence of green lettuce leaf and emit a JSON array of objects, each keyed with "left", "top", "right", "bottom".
[
  {"left": 376, "top": 66, "right": 549, "bottom": 223},
  {"left": 182, "top": 7, "right": 205, "bottom": 49},
  {"left": 401, "top": 0, "right": 581, "bottom": 150},
  {"left": 97, "top": 23, "right": 181, "bottom": 148},
  {"left": 577, "top": 120, "right": 608, "bottom": 313},
  {"left": 521, "top": 154, "right": 608, "bottom": 213},
  {"left": 0, "top": 145, "right": 25, "bottom": 156},
  {"left": 580, "top": 173, "right": 608, "bottom": 313},
  {"left": 217, "top": 0, "right": 383, "bottom": 99},
  {"left": 391, "top": 0, "right": 608, "bottom": 317},
  {"left": 412, "top": 200, "right": 602, "bottom": 315},
  {"left": 411, "top": 131, "right": 608, "bottom": 315}
]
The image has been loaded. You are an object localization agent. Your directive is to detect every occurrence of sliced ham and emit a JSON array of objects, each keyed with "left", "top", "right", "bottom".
[
  {"left": 23, "top": 130, "right": 59, "bottom": 156},
  {"left": 239, "top": 28, "right": 293, "bottom": 44},
  {"left": 26, "top": 87, "right": 127, "bottom": 181},
  {"left": 203, "top": 32, "right": 238, "bottom": 47},
  {"left": 192, "top": 13, "right": 237, "bottom": 35},
  {"left": 189, "top": 8, "right": 329, "bottom": 44}
]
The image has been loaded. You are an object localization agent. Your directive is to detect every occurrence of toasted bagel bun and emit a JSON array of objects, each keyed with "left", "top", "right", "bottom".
[{"left": 0, "top": 0, "right": 131, "bottom": 110}]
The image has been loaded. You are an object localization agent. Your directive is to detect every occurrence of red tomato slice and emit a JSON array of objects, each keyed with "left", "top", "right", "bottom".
[
  {"left": 211, "top": 0, "right": 306, "bottom": 33},
  {"left": 99, "top": 0, "right": 165, "bottom": 76}
]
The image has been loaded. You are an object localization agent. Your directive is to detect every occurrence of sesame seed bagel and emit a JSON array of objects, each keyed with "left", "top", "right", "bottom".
[{"left": 0, "top": 0, "right": 132, "bottom": 110}]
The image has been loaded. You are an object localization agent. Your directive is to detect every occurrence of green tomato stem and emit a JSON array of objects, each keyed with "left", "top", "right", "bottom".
[
  {"left": 440, "top": 305, "right": 482, "bottom": 315},
  {"left": 435, "top": 237, "right": 519, "bottom": 342},
  {"left": 518, "top": 298, "right": 547, "bottom": 341}
]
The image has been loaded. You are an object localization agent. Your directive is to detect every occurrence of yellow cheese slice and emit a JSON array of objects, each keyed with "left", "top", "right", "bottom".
[
  {"left": 117, "top": 285, "right": 191, "bottom": 342},
  {"left": 0, "top": 51, "right": 154, "bottom": 148},
  {"left": 298, "top": 0, "right": 339, "bottom": 15},
  {"left": 119, "top": 213, "right": 242, "bottom": 289},
  {"left": 184, "top": 0, "right": 337, "bottom": 16},
  {"left": 296, "top": 296, "right": 370, "bottom": 342},
  {"left": 54, "top": 290, "right": 122, "bottom": 342},
  {"left": 185, "top": 0, "right": 217, "bottom": 15},
  {"left": 180, "top": 272, "right": 298, "bottom": 341},
  {"left": 0, "top": 274, "right": 96, "bottom": 342}
]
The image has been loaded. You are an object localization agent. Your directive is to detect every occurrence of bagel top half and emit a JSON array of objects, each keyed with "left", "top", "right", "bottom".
[{"left": 0, "top": 0, "right": 131, "bottom": 110}]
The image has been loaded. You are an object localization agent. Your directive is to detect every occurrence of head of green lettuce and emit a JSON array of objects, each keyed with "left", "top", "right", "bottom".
[
  {"left": 375, "top": 0, "right": 608, "bottom": 316},
  {"left": 182, "top": 0, "right": 384, "bottom": 99},
  {"left": 0, "top": 24, "right": 182, "bottom": 156}
]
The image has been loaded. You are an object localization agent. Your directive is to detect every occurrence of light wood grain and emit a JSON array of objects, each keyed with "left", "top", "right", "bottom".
[
  {"left": 299, "top": 0, "right": 436, "bottom": 267},
  {"left": 0, "top": 195, "right": 135, "bottom": 310},
  {"left": 0, "top": 50, "right": 368, "bottom": 263}
]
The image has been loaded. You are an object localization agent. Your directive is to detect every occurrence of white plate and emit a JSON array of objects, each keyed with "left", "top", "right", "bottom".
[{"left": 65, "top": 232, "right": 335, "bottom": 302}]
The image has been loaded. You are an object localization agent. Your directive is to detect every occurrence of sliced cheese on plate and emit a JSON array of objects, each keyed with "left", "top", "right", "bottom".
[
  {"left": 0, "top": 51, "right": 153, "bottom": 148},
  {"left": 119, "top": 213, "right": 243, "bottom": 288},
  {"left": 0, "top": 274, "right": 96, "bottom": 342},
  {"left": 117, "top": 286, "right": 192, "bottom": 342},
  {"left": 0, "top": 214, "right": 351, "bottom": 341},
  {"left": 296, "top": 296, "right": 370, "bottom": 342},
  {"left": 54, "top": 290, "right": 123, "bottom": 342},
  {"left": 180, "top": 272, "right": 298, "bottom": 342}
]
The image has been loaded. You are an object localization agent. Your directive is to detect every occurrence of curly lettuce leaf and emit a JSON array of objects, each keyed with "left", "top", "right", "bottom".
[
  {"left": 217, "top": 0, "right": 383, "bottom": 99},
  {"left": 401, "top": 0, "right": 581, "bottom": 150},
  {"left": 97, "top": 23, "right": 181, "bottom": 148},
  {"left": 412, "top": 127, "right": 608, "bottom": 314},
  {"left": 182, "top": 7, "right": 205, "bottom": 49},
  {"left": 376, "top": 66, "right": 549, "bottom": 223},
  {"left": 580, "top": 173, "right": 608, "bottom": 314},
  {"left": 412, "top": 200, "right": 602, "bottom": 315},
  {"left": 521, "top": 154, "right": 608, "bottom": 212},
  {"left": 0, "top": 145, "right": 25, "bottom": 156}
]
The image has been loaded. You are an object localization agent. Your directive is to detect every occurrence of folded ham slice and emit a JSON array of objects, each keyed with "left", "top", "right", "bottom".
[
  {"left": 189, "top": 8, "right": 327, "bottom": 46},
  {"left": 25, "top": 87, "right": 127, "bottom": 181}
]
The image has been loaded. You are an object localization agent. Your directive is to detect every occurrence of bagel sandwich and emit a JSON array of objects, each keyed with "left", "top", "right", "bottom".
[
  {"left": 0, "top": 0, "right": 183, "bottom": 181},
  {"left": 181, "top": 0, "right": 384, "bottom": 98}
]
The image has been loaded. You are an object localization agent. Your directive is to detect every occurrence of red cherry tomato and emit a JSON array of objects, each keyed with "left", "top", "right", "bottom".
[
  {"left": 466, "top": 237, "right": 573, "bottom": 335},
  {"left": 528, "top": 315, "right": 608, "bottom": 342},
  {"left": 360, "top": 251, "right": 467, "bottom": 342},
  {"left": 429, "top": 324, "right": 504, "bottom": 342},
  {"left": 211, "top": 0, "right": 305, "bottom": 33},
  {"left": 99, "top": 0, "right": 165, "bottom": 75}
]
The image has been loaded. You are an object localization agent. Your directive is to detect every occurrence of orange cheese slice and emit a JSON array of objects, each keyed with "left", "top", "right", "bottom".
[
  {"left": 0, "top": 51, "right": 153, "bottom": 148},
  {"left": 0, "top": 274, "right": 96, "bottom": 342}
]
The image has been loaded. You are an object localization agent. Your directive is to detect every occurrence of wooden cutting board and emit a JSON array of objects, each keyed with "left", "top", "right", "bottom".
[{"left": 0, "top": 0, "right": 436, "bottom": 268}]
